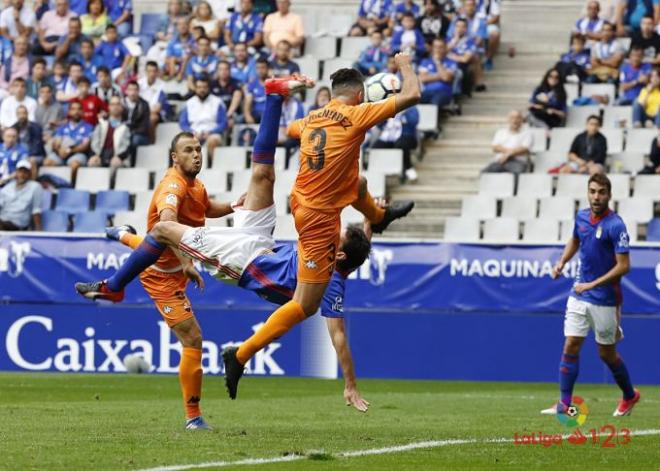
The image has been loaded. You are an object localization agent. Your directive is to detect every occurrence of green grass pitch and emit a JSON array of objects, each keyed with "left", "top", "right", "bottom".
[{"left": 1, "top": 373, "right": 659, "bottom": 470}]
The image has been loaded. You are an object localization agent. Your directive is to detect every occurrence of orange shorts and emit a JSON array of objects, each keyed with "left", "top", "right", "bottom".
[
  {"left": 140, "top": 268, "right": 195, "bottom": 328},
  {"left": 291, "top": 197, "right": 341, "bottom": 284}
]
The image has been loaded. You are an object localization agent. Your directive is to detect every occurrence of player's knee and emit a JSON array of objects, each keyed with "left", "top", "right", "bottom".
[
  {"left": 598, "top": 346, "right": 616, "bottom": 363},
  {"left": 563, "top": 337, "right": 582, "bottom": 355},
  {"left": 252, "top": 163, "right": 276, "bottom": 184}
]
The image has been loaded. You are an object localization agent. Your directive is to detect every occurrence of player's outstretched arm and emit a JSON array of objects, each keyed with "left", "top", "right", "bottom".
[
  {"left": 552, "top": 236, "right": 579, "bottom": 279},
  {"left": 205, "top": 194, "right": 245, "bottom": 218},
  {"left": 393, "top": 52, "right": 421, "bottom": 113},
  {"left": 326, "top": 317, "right": 370, "bottom": 413}
]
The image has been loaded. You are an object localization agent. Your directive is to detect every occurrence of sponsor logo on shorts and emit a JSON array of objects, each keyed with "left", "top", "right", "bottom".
[
  {"left": 305, "top": 260, "right": 318, "bottom": 270},
  {"left": 166, "top": 193, "right": 178, "bottom": 207}
]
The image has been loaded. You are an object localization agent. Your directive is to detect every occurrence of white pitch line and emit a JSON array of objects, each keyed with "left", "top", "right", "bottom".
[{"left": 138, "top": 429, "right": 660, "bottom": 471}]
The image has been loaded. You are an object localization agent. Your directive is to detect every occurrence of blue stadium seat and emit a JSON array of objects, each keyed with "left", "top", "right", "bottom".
[
  {"left": 95, "top": 190, "right": 130, "bottom": 215},
  {"left": 73, "top": 212, "right": 109, "bottom": 233},
  {"left": 55, "top": 189, "right": 90, "bottom": 214},
  {"left": 41, "top": 210, "right": 70, "bottom": 232},
  {"left": 647, "top": 219, "right": 660, "bottom": 242},
  {"left": 139, "top": 13, "right": 164, "bottom": 50},
  {"left": 41, "top": 190, "right": 53, "bottom": 210}
]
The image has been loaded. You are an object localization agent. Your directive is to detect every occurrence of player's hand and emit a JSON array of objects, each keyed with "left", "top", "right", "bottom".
[
  {"left": 394, "top": 52, "right": 413, "bottom": 68},
  {"left": 573, "top": 282, "right": 594, "bottom": 294},
  {"left": 234, "top": 192, "right": 247, "bottom": 208},
  {"left": 183, "top": 264, "right": 205, "bottom": 290},
  {"left": 344, "top": 387, "right": 370, "bottom": 413},
  {"left": 551, "top": 261, "right": 564, "bottom": 279}
]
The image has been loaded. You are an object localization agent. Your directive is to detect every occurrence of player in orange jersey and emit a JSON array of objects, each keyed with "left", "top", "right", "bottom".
[
  {"left": 76, "top": 132, "right": 237, "bottom": 430},
  {"left": 222, "top": 53, "right": 421, "bottom": 399}
]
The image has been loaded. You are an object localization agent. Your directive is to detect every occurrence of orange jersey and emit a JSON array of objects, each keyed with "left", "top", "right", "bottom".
[
  {"left": 147, "top": 167, "right": 210, "bottom": 271},
  {"left": 287, "top": 96, "right": 397, "bottom": 210}
]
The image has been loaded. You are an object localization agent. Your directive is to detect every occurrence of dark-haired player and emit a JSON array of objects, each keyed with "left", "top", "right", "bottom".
[
  {"left": 222, "top": 53, "right": 420, "bottom": 400},
  {"left": 541, "top": 173, "right": 640, "bottom": 417}
]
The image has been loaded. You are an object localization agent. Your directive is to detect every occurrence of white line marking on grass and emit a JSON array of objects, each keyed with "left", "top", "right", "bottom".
[{"left": 138, "top": 429, "right": 660, "bottom": 471}]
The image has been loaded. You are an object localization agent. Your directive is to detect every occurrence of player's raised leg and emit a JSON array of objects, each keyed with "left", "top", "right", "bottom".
[{"left": 351, "top": 176, "right": 415, "bottom": 233}]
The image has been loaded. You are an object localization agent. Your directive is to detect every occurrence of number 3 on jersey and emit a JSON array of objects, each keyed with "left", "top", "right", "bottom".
[{"left": 308, "top": 128, "right": 326, "bottom": 171}]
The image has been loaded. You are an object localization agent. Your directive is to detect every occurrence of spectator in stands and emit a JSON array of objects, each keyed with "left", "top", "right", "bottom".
[
  {"left": 631, "top": 16, "right": 660, "bottom": 66},
  {"left": 139, "top": 61, "right": 169, "bottom": 141},
  {"left": 95, "top": 24, "right": 133, "bottom": 82},
  {"left": 35, "top": 84, "right": 65, "bottom": 140},
  {"left": 230, "top": 42, "right": 257, "bottom": 85},
  {"left": 0, "top": 79, "right": 37, "bottom": 129},
  {"left": 56, "top": 61, "right": 84, "bottom": 103},
  {"left": 417, "top": 0, "right": 450, "bottom": 46},
  {"left": 0, "top": 0, "right": 36, "bottom": 42},
  {"left": 50, "top": 60, "right": 69, "bottom": 98},
  {"left": 123, "top": 81, "right": 151, "bottom": 151},
  {"left": 557, "top": 33, "right": 591, "bottom": 81},
  {"left": 147, "top": 0, "right": 185, "bottom": 67},
  {"left": 639, "top": 135, "right": 660, "bottom": 173},
  {"left": 70, "top": 77, "right": 107, "bottom": 127},
  {"left": 77, "top": 39, "right": 102, "bottom": 84},
  {"left": 618, "top": 45, "right": 652, "bottom": 105},
  {"left": 224, "top": 0, "right": 264, "bottom": 52},
  {"left": 0, "top": 128, "right": 29, "bottom": 185},
  {"left": 191, "top": 1, "right": 221, "bottom": 41},
  {"left": 278, "top": 94, "right": 304, "bottom": 163},
  {"left": 573, "top": 0, "right": 604, "bottom": 41},
  {"left": 0, "top": 35, "right": 30, "bottom": 92},
  {"left": 211, "top": 60, "right": 243, "bottom": 127},
  {"left": 179, "top": 76, "right": 227, "bottom": 166},
  {"left": 586, "top": 21, "right": 624, "bottom": 83},
  {"left": 633, "top": 67, "right": 660, "bottom": 127},
  {"left": 482, "top": 110, "right": 532, "bottom": 174},
  {"left": 447, "top": 17, "right": 485, "bottom": 93},
  {"left": 557, "top": 115, "right": 607, "bottom": 175},
  {"left": 105, "top": 0, "right": 133, "bottom": 38},
  {"left": 482, "top": 0, "right": 501, "bottom": 70},
  {"left": 35, "top": 0, "right": 76, "bottom": 55},
  {"left": 393, "top": 0, "right": 421, "bottom": 29},
  {"left": 355, "top": 30, "right": 389, "bottom": 76},
  {"left": 269, "top": 40, "right": 300, "bottom": 78},
  {"left": 243, "top": 57, "right": 268, "bottom": 124},
  {"left": 43, "top": 101, "right": 93, "bottom": 172},
  {"left": 55, "top": 17, "right": 89, "bottom": 61},
  {"left": 307, "top": 86, "right": 330, "bottom": 113},
  {"left": 528, "top": 68, "right": 567, "bottom": 128},
  {"left": 80, "top": 0, "right": 110, "bottom": 42},
  {"left": 617, "top": 0, "right": 656, "bottom": 35},
  {"left": 186, "top": 35, "right": 219, "bottom": 92},
  {"left": 92, "top": 67, "right": 122, "bottom": 103},
  {"left": 263, "top": 0, "right": 304, "bottom": 50},
  {"left": 350, "top": 0, "right": 393, "bottom": 36},
  {"left": 391, "top": 12, "right": 426, "bottom": 60},
  {"left": 0, "top": 160, "right": 42, "bottom": 230},
  {"left": 26, "top": 58, "right": 49, "bottom": 100},
  {"left": 372, "top": 105, "right": 420, "bottom": 181},
  {"left": 165, "top": 17, "right": 195, "bottom": 82},
  {"left": 419, "top": 38, "right": 456, "bottom": 107},
  {"left": 88, "top": 96, "right": 131, "bottom": 169},
  {"left": 13, "top": 105, "right": 45, "bottom": 172}
]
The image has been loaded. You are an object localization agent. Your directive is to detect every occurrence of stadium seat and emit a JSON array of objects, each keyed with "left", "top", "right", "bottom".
[
  {"left": 549, "top": 128, "right": 581, "bottom": 153},
  {"left": 75, "top": 167, "right": 111, "bottom": 192},
  {"left": 581, "top": 83, "right": 616, "bottom": 104},
  {"left": 617, "top": 198, "right": 654, "bottom": 224},
  {"left": 602, "top": 106, "right": 633, "bottom": 128},
  {"left": 133, "top": 191, "right": 152, "bottom": 214},
  {"left": 340, "top": 36, "right": 370, "bottom": 60},
  {"left": 627, "top": 222, "right": 639, "bottom": 242},
  {"left": 607, "top": 174, "right": 631, "bottom": 198},
  {"left": 113, "top": 211, "right": 147, "bottom": 234},
  {"left": 300, "top": 12, "right": 317, "bottom": 36},
  {"left": 198, "top": 169, "right": 228, "bottom": 194},
  {"left": 55, "top": 189, "right": 91, "bottom": 214},
  {"left": 501, "top": 197, "right": 537, "bottom": 219},
  {"left": 95, "top": 190, "right": 130, "bottom": 215},
  {"left": 231, "top": 124, "right": 259, "bottom": 146},
  {"left": 559, "top": 219, "right": 575, "bottom": 241},
  {"left": 73, "top": 211, "right": 108, "bottom": 233},
  {"left": 478, "top": 173, "right": 515, "bottom": 198},
  {"left": 565, "top": 105, "right": 600, "bottom": 128},
  {"left": 297, "top": 56, "right": 320, "bottom": 81},
  {"left": 529, "top": 127, "right": 548, "bottom": 153},
  {"left": 114, "top": 167, "right": 150, "bottom": 192},
  {"left": 625, "top": 128, "right": 657, "bottom": 153},
  {"left": 483, "top": 218, "right": 519, "bottom": 242},
  {"left": 322, "top": 58, "right": 354, "bottom": 80},
  {"left": 533, "top": 151, "right": 564, "bottom": 173},
  {"left": 324, "top": 14, "right": 354, "bottom": 37},
  {"left": 555, "top": 174, "right": 589, "bottom": 199},
  {"left": 539, "top": 197, "right": 575, "bottom": 221},
  {"left": 38, "top": 166, "right": 72, "bottom": 184},
  {"left": 522, "top": 219, "right": 559, "bottom": 243},
  {"left": 646, "top": 218, "right": 660, "bottom": 241},
  {"left": 41, "top": 210, "right": 70, "bottom": 232},
  {"left": 273, "top": 215, "right": 297, "bottom": 239},
  {"left": 601, "top": 128, "right": 624, "bottom": 154},
  {"left": 304, "top": 37, "right": 337, "bottom": 60},
  {"left": 461, "top": 195, "right": 496, "bottom": 219},
  {"left": 211, "top": 146, "right": 249, "bottom": 172},
  {"left": 155, "top": 122, "right": 181, "bottom": 146},
  {"left": 275, "top": 171, "right": 297, "bottom": 197},
  {"left": 367, "top": 148, "right": 404, "bottom": 175},
  {"left": 516, "top": 173, "right": 553, "bottom": 197},
  {"left": 633, "top": 175, "right": 660, "bottom": 199},
  {"left": 136, "top": 145, "right": 170, "bottom": 169},
  {"left": 273, "top": 147, "right": 287, "bottom": 171},
  {"left": 230, "top": 170, "right": 252, "bottom": 194},
  {"left": 443, "top": 217, "right": 480, "bottom": 242},
  {"left": 341, "top": 205, "right": 363, "bottom": 225},
  {"left": 138, "top": 13, "right": 162, "bottom": 35},
  {"left": 417, "top": 104, "right": 439, "bottom": 133},
  {"left": 609, "top": 152, "right": 644, "bottom": 174},
  {"left": 565, "top": 82, "right": 579, "bottom": 105},
  {"left": 362, "top": 171, "right": 386, "bottom": 198},
  {"left": 273, "top": 188, "right": 290, "bottom": 215},
  {"left": 41, "top": 190, "right": 53, "bottom": 210}
]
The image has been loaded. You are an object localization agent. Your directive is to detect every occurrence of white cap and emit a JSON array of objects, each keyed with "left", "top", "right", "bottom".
[{"left": 16, "top": 160, "right": 31, "bottom": 171}]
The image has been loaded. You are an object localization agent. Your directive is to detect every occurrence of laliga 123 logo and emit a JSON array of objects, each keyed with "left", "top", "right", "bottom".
[{"left": 557, "top": 396, "right": 589, "bottom": 427}]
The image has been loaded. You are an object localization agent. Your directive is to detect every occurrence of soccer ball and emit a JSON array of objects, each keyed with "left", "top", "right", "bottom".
[
  {"left": 566, "top": 405, "right": 579, "bottom": 417},
  {"left": 123, "top": 353, "right": 151, "bottom": 374},
  {"left": 364, "top": 73, "right": 401, "bottom": 102}
]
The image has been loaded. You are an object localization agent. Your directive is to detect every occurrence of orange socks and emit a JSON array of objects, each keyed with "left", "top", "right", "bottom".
[
  {"left": 236, "top": 300, "right": 306, "bottom": 364},
  {"left": 179, "top": 347, "right": 203, "bottom": 419},
  {"left": 120, "top": 232, "right": 144, "bottom": 250},
  {"left": 351, "top": 190, "right": 385, "bottom": 224}
]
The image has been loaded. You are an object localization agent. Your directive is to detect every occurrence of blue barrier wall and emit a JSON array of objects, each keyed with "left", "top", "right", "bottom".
[{"left": 1, "top": 234, "right": 660, "bottom": 383}]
